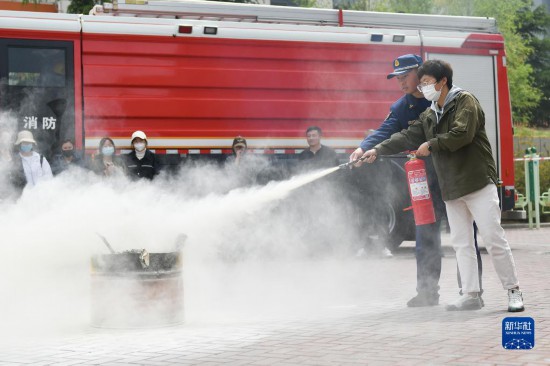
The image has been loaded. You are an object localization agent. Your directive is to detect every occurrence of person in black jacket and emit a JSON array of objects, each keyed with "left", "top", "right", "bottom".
[
  {"left": 124, "top": 130, "right": 159, "bottom": 180},
  {"left": 298, "top": 126, "right": 339, "bottom": 170},
  {"left": 50, "top": 139, "right": 85, "bottom": 175}
]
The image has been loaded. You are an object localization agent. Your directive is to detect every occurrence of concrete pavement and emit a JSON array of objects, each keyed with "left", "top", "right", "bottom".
[{"left": 1, "top": 226, "right": 549, "bottom": 365}]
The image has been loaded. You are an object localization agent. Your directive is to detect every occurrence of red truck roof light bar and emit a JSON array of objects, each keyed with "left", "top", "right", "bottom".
[{"left": 178, "top": 25, "right": 192, "bottom": 34}]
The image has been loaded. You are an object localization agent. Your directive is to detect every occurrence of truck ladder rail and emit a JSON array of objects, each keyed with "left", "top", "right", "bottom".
[{"left": 91, "top": 0, "right": 498, "bottom": 33}]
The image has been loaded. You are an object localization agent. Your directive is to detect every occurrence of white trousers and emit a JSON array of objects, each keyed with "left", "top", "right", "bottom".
[{"left": 445, "top": 184, "right": 519, "bottom": 293}]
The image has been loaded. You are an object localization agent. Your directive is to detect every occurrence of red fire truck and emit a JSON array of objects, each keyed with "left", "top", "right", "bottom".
[{"left": 0, "top": 0, "right": 516, "bottom": 245}]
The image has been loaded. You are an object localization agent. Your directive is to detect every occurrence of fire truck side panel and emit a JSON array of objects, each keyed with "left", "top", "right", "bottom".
[
  {"left": 81, "top": 30, "right": 421, "bottom": 151},
  {"left": 0, "top": 10, "right": 515, "bottom": 212}
]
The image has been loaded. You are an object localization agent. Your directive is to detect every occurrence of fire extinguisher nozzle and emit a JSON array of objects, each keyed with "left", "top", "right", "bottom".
[{"left": 339, "top": 156, "right": 368, "bottom": 169}]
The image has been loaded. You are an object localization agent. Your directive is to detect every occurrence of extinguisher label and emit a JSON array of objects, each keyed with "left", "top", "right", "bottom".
[{"left": 408, "top": 169, "right": 430, "bottom": 201}]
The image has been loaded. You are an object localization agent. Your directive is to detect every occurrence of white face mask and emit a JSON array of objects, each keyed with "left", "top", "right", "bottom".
[
  {"left": 102, "top": 146, "right": 115, "bottom": 156},
  {"left": 134, "top": 142, "right": 146, "bottom": 152},
  {"left": 421, "top": 83, "right": 442, "bottom": 102}
]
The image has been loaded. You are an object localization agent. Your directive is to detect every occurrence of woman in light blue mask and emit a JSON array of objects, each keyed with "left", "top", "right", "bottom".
[
  {"left": 12, "top": 130, "right": 53, "bottom": 190},
  {"left": 90, "top": 137, "right": 125, "bottom": 177}
]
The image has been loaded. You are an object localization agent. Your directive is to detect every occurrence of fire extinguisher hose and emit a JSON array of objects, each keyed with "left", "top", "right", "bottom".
[{"left": 338, "top": 152, "right": 413, "bottom": 170}]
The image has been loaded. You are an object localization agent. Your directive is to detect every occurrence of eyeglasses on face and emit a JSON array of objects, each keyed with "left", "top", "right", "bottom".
[{"left": 416, "top": 80, "right": 438, "bottom": 92}]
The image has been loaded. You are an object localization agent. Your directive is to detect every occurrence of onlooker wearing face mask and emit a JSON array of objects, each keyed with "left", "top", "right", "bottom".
[
  {"left": 51, "top": 139, "right": 84, "bottom": 175},
  {"left": 11, "top": 130, "right": 53, "bottom": 191},
  {"left": 90, "top": 137, "right": 125, "bottom": 177},
  {"left": 124, "top": 130, "right": 159, "bottom": 180}
]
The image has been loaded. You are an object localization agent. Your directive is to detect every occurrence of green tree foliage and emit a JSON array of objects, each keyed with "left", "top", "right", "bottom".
[
  {"left": 515, "top": 159, "right": 550, "bottom": 193},
  {"left": 424, "top": 0, "right": 543, "bottom": 125},
  {"left": 294, "top": 0, "right": 318, "bottom": 7},
  {"left": 370, "top": 0, "right": 432, "bottom": 13},
  {"left": 445, "top": 0, "right": 543, "bottom": 125},
  {"left": 67, "top": 0, "right": 99, "bottom": 14},
  {"left": 517, "top": 5, "right": 550, "bottom": 127}
]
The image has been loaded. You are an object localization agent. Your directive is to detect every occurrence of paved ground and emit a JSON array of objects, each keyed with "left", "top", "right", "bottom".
[{"left": 1, "top": 226, "right": 549, "bottom": 366}]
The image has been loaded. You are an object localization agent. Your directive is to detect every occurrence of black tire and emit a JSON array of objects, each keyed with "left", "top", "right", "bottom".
[
  {"left": 379, "top": 195, "right": 415, "bottom": 251},
  {"left": 348, "top": 156, "right": 416, "bottom": 251}
]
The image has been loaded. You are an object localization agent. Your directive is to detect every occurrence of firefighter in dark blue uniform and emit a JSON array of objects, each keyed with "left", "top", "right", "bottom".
[
  {"left": 350, "top": 54, "right": 483, "bottom": 307},
  {"left": 359, "top": 93, "right": 431, "bottom": 150}
]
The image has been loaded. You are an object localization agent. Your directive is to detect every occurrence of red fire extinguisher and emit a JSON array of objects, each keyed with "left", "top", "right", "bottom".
[{"left": 405, "top": 154, "right": 436, "bottom": 226}]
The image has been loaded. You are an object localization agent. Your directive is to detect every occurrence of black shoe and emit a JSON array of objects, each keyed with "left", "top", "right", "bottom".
[{"left": 407, "top": 293, "right": 439, "bottom": 307}]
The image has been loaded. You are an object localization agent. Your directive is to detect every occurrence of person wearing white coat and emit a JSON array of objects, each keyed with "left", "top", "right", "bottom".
[{"left": 13, "top": 130, "right": 53, "bottom": 189}]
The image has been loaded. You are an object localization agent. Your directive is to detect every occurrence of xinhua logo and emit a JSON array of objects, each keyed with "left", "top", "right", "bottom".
[{"left": 502, "top": 317, "right": 535, "bottom": 350}]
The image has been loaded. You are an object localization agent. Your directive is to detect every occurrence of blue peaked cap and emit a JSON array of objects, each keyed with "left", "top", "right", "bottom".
[{"left": 387, "top": 54, "right": 423, "bottom": 79}]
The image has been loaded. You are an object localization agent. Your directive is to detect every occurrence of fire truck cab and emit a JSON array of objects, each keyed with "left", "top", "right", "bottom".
[{"left": 0, "top": 1, "right": 516, "bottom": 246}]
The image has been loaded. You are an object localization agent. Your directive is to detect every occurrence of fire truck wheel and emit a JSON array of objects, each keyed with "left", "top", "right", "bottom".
[{"left": 378, "top": 199, "right": 415, "bottom": 251}]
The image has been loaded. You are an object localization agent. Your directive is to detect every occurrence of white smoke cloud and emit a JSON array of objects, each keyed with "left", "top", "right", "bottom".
[{"left": 0, "top": 160, "right": 372, "bottom": 337}]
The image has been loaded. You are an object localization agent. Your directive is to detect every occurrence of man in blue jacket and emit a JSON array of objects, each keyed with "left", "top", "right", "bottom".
[{"left": 350, "top": 54, "right": 482, "bottom": 307}]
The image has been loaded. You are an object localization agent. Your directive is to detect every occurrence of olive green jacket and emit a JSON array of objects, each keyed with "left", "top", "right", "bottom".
[{"left": 375, "top": 89, "right": 497, "bottom": 201}]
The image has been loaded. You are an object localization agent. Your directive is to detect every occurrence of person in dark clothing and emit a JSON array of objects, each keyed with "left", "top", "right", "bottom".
[
  {"left": 124, "top": 130, "right": 159, "bottom": 180},
  {"left": 295, "top": 126, "right": 342, "bottom": 255},
  {"left": 50, "top": 139, "right": 85, "bottom": 175},
  {"left": 350, "top": 54, "right": 482, "bottom": 307},
  {"left": 226, "top": 136, "right": 248, "bottom": 167},
  {"left": 298, "top": 126, "right": 339, "bottom": 170},
  {"left": 225, "top": 136, "right": 256, "bottom": 187}
]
